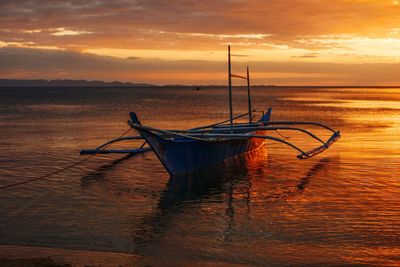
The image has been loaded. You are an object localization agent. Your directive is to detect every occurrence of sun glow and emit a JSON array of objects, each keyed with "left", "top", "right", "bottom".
[
  {"left": 297, "top": 35, "right": 400, "bottom": 62},
  {"left": 83, "top": 34, "right": 400, "bottom": 64}
]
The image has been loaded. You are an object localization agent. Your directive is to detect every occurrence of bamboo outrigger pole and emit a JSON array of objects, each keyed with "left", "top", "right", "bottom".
[
  {"left": 246, "top": 66, "right": 252, "bottom": 123},
  {"left": 228, "top": 45, "right": 234, "bottom": 133},
  {"left": 228, "top": 46, "right": 252, "bottom": 125}
]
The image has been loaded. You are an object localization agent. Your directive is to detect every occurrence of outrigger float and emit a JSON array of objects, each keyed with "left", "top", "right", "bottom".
[{"left": 80, "top": 46, "right": 340, "bottom": 176}]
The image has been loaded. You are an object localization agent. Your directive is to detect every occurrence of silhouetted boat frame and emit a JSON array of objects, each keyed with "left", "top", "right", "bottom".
[{"left": 80, "top": 46, "right": 340, "bottom": 176}]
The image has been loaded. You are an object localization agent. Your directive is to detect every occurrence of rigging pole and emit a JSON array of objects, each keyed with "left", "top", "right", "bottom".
[
  {"left": 246, "top": 66, "right": 252, "bottom": 123},
  {"left": 228, "top": 45, "right": 233, "bottom": 133}
]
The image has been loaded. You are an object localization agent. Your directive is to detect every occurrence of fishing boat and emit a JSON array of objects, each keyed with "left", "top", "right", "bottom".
[{"left": 80, "top": 46, "right": 340, "bottom": 176}]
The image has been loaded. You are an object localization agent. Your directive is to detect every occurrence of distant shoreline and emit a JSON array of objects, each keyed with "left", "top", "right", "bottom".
[
  {"left": 0, "top": 79, "right": 155, "bottom": 87},
  {"left": 0, "top": 79, "right": 399, "bottom": 88}
]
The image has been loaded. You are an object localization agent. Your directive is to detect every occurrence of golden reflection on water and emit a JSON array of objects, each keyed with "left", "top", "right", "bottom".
[
  {"left": 314, "top": 100, "right": 400, "bottom": 109},
  {"left": 1, "top": 87, "right": 400, "bottom": 266}
]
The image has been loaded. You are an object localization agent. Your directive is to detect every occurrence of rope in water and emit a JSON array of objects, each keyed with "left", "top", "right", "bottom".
[{"left": 0, "top": 128, "right": 134, "bottom": 190}]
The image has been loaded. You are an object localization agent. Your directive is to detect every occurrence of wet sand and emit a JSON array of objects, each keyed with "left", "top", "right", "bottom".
[
  {"left": 0, "top": 245, "right": 260, "bottom": 267},
  {"left": 0, "top": 245, "right": 140, "bottom": 267}
]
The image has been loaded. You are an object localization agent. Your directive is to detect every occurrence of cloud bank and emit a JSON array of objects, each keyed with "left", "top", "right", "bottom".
[
  {"left": 1, "top": 0, "right": 400, "bottom": 84},
  {"left": 1, "top": 47, "right": 400, "bottom": 85}
]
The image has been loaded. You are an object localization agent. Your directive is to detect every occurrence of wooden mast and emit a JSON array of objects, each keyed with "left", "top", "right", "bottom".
[
  {"left": 228, "top": 45, "right": 233, "bottom": 133},
  {"left": 246, "top": 66, "right": 252, "bottom": 123}
]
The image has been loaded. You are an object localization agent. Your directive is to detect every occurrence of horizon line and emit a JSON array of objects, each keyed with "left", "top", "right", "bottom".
[{"left": 1, "top": 78, "right": 400, "bottom": 88}]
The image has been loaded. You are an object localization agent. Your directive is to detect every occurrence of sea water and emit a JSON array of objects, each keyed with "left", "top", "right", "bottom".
[{"left": 0, "top": 86, "right": 399, "bottom": 266}]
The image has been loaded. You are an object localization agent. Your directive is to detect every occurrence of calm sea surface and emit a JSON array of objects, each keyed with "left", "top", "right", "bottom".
[{"left": 0, "top": 86, "right": 399, "bottom": 266}]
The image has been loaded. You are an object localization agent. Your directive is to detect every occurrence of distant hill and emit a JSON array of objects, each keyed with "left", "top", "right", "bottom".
[
  {"left": 0, "top": 79, "right": 155, "bottom": 87},
  {"left": 1, "top": 79, "right": 398, "bottom": 88}
]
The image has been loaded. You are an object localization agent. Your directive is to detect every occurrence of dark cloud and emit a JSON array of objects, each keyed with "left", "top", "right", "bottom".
[
  {"left": 0, "top": 0, "right": 400, "bottom": 50},
  {"left": 292, "top": 53, "right": 319, "bottom": 58},
  {"left": 125, "top": 56, "right": 141, "bottom": 60},
  {"left": 231, "top": 54, "right": 250, "bottom": 57}
]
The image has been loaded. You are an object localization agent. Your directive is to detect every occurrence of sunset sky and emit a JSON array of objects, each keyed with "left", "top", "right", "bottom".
[{"left": 1, "top": 0, "right": 400, "bottom": 85}]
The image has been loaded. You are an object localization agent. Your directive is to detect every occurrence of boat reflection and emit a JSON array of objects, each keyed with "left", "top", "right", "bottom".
[
  {"left": 131, "top": 146, "right": 338, "bottom": 256},
  {"left": 163, "top": 150, "right": 333, "bottom": 204},
  {"left": 80, "top": 153, "right": 139, "bottom": 187}
]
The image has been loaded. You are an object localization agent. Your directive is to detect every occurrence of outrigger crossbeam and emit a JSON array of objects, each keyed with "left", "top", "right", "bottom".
[
  {"left": 80, "top": 148, "right": 151, "bottom": 155},
  {"left": 80, "top": 136, "right": 150, "bottom": 155},
  {"left": 79, "top": 112, "right": 258, "bottom": 156},
  {"left": 128, "top": 118, "right": 340, "bottom": 160},
  {"left": 80, "top": 109, "right": 340, "bottom": 160}
]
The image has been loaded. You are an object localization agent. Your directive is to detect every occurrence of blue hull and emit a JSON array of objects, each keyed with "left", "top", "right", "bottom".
[{"left": 137, "top": 128, "right": 265, "bottom": 176}]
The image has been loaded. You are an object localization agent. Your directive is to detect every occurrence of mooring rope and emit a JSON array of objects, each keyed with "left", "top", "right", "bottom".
[{"left": 0, "top": 128, "right": 134, "bottom": 190}]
